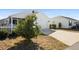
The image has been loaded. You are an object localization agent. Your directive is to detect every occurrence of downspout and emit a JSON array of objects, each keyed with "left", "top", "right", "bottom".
[{"left": 10, "top": 17, "right": 13, "bottom": 33}]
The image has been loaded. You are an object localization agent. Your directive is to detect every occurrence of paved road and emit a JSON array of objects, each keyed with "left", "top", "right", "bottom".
[{"left": 49, "top": 30, "right": 79, "bottom": 46}]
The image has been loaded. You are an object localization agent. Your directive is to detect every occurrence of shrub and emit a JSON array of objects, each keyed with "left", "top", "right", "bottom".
[
  {"left": 14, "top": 14, "right": 40, "bottom": 42},
  {"left": 71, "top": 25, "right": 79, "bottom": 30},
  {"left": 0, "top": 29, "right": 8, "bottom": 40},
  {"left": 50, "top": 24, "right": 56, "bottom": 29},
  {"left": 8, "top": 31, "right": 17, "bottom": 39}
]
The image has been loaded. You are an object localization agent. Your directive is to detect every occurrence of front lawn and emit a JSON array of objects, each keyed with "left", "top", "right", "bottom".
[
  {"left": 32, "top": 35, "right": 68, "bottom": 50},
  {"left": 0, "top": 35, "right": 68, "bottom": 50}
]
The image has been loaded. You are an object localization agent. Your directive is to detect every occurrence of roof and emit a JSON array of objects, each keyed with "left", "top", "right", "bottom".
[
  {"left": 9, "top": 11, "right": 38, "bottom": 18},
  {"left": 0, "top": 18, "right": 8, "bottom": 21},
  {"left": 51, "top": 16, "right": 78, "bottom": 21}
]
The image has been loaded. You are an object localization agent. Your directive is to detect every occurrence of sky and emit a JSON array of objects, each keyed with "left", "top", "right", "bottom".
[{"left": 0, "top": 9, "right": 79, "bottom": 20}]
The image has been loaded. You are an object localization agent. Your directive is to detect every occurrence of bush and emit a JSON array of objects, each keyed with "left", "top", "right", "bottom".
[
  {"left": 50, "top": 24, "right": 56, "bottom": 29},
  {"left": 0, "top": 30, "right": 8, "bottom": 40},
  {"left": 8, "top": 31, "right": 17, "bottom": 39},
  {"left": 71, "top": 25, "right": 79, "bottom": 30},
  {"left": 14, "top": 14, "right": 40, "bottom": 42},
  {"left": 52, "top": 24, "right": 56, "bottom": 29}
]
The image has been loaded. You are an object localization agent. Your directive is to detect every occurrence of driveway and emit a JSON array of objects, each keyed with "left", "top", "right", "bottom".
[
  {"left": 41, "top": 28, "right": 55, "bottom": 35},
  {"left": 49, "top": 30, "right": 79, "bottom": 46},
  {"left": 65, "top": 42, "right": 79, "bottom": 50}
]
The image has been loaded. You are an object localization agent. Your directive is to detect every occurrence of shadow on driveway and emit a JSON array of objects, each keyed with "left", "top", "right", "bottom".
[{"left": 41, "top": 28, "right": 55, "bottom": 35}]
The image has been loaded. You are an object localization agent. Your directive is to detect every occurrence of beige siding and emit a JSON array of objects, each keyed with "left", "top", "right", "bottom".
[{"left": 49, "top": 16, "right": 78, "bottom": 28}]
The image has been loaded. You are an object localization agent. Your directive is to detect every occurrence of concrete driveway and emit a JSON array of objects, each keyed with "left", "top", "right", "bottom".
[
  {"left": 41, "top": 28, "right": 55, "bottom": 35},
  {"left": 49, "top": 30, "right": 79, "bottom": 46},
  {"left": 65, "top": 42, "right": 79, "bottom": 50}
]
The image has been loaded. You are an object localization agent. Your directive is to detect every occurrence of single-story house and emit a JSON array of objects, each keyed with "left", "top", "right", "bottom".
[
  {"left": 0, "top": 11, "right": 50, "bottom": 32},
  {"left": 49, "top": 16, "right": 79, "bottom": 29}
]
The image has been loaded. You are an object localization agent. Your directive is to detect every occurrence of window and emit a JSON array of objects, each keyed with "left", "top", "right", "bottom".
[
  {"left": 69, "top": 20, "right": 72, "bottom": 26},
  {"left": 13, "top": 20, "right": 17, "bottom": 25},
  {"left": 13, "top": 18, "right": 17, "bottom": 25}
]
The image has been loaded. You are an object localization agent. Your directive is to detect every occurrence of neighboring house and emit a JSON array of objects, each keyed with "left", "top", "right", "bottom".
[
  {"left": 0, "top": 11, "right": 50, "bottom": 32},
  {"left": 49, "top": 16, "right": 79, "bottom": 29}
]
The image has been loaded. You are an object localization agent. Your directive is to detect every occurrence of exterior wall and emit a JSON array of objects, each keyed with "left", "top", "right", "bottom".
[
  {"left": 6, "top": 13, "right": 50, "bottom": 32},
  {"left": 0, "top": 18, "right": 9, "bottom": 28},
  {"left": 36, "top": 13, "right": 49, "bottom": 29},
  {"left": 71, "top": 20, "right": 77, "bottom": 26},
  {"left": 49, "top": 16, "right": 78, "bottom": 28},
  {"left": 0, "top": 11, "right": 50, "bottom": 32},
  {"left": 0, "top": 18, "right": 11, "bottom": 33},
  {"left": 9, "top": 17, "right": 23, "bottom": 32}
]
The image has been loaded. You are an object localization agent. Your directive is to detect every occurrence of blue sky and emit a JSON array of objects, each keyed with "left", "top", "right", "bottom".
[{"left": 0, "top": 9, "right": 79, "bottom": 20}]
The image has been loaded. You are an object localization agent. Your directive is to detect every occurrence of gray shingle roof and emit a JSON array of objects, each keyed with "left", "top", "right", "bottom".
[
  {"left": 52, "top": 16, "right": 78, "bottom": 21},
  {"left": 9, "top": 11, "right": 38, "bottom": 18}
]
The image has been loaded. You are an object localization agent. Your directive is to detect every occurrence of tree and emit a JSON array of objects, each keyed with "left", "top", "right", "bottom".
[{"left": 14, "top": 14, "right": 40, "bottom": 42}]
